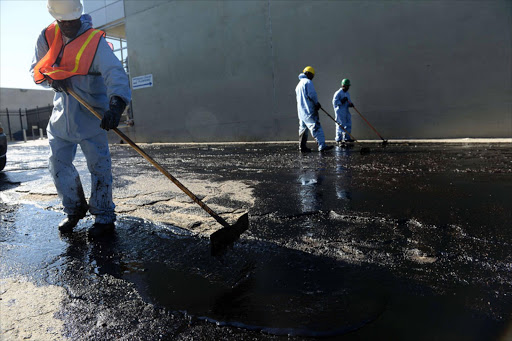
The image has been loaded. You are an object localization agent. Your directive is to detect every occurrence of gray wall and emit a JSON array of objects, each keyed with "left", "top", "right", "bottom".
[
  {"left": 125, "top": 0, "right": 512, "bottom": 142},
  {"left": 0, "top": 88, "right": 54, "bottom": 134}
]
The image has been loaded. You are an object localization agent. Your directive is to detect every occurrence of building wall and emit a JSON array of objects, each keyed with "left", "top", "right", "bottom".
[
  {"left": 0, "top": 88, "right": 54, "bottom": 134},
  {"left": 123, "top": 0, "right": 511, "bottom": 142},
  {"left": 84, "top": 0, "right": 125, "bottom": 29}
]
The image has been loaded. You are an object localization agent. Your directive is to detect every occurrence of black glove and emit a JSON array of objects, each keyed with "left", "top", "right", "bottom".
[
  {"left": 315, "top": 102, "right": 322, "bottom": 110},
  {"left": 49, "top": 79, "right": 69, "bottom": 93},
  {"left": 340, "top": 97, "right": 348, "bottom": 104},
  {"left": 348, "top": 102, "right": 354, "bottom": 108},
  {"left": 100, "top": 96, "right": 126, "bottom": 131}
]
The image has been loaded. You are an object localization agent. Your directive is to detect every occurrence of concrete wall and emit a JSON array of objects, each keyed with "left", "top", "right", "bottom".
[
  {"left": 0, "top": 88, "right": 54, "bottom": 134},
  {"left": 124, "top": 0, "right": 511, "bottom": 142}
]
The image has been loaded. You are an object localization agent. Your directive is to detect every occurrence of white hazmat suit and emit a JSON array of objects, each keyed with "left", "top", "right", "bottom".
[
  {"left": 332, "top": 88, "right": 352, "bottom": 142},
  {"left": 30, "top": 15, "right": 131, "bottom": 224},
  {"left": 295, "top": 73, "right": 327, "bottom": 151}
]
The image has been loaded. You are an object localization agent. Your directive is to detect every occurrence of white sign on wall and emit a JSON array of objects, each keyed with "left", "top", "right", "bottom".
[{"left": 132, "top": 74, "right": 153, "bottom": 90}]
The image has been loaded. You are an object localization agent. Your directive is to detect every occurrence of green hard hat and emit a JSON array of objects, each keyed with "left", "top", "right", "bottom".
[{"left": 341, "top": 79, "right": 351, "bottom": 86}]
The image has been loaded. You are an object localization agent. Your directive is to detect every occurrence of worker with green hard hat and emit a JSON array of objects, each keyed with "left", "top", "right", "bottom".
[{"left": 332, "top": 78, "right": 355, "bottom": 144}]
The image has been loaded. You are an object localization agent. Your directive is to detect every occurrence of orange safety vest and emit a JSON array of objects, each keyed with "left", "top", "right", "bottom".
[{"left": 33, "top": 21, "right": 105, "bottom": 84}]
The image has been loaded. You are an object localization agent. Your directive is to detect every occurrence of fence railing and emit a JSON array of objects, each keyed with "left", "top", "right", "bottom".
[{"left": 0, "top": 104, "right": 53, "bottom": 142}]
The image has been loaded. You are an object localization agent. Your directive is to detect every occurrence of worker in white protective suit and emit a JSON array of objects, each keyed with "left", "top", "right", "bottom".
[
  {"left": 296, "top": 66, "right": 333, "bottom": 153},
  {"left": 332, "top": 79, "right": 354, "bottom": 144},
  {"left": 30, "top": 0, "right": 131, "bottom": 237}
]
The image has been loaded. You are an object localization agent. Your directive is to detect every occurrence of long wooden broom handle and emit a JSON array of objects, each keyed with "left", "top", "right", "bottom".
[
  {"left": 68, "top": 89, "right": 231, "bottom": 229},
  {"left": 352, "top": 106, "right": 386, "bottom": 142},
  {"left": 320, "top": 107, "right": 357, "bottom": 141}
]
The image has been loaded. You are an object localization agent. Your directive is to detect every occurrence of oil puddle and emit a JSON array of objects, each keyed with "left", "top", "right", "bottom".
[
  {"left": 121, "top": 254, "right": 387, "bottom": 337},
  {"left": 101, "top": 218, "right": 389, "bottom": 337}
]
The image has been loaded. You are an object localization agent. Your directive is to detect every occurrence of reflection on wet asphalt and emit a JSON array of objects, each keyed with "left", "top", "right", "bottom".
[{"left": 1, "top": 142, "right": 511, "bottom": 340}]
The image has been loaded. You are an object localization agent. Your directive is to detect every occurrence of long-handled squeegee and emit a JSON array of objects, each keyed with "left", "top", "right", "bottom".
[
  {"left": 68, "top": 89, "right": 249, "bottom": 256},
  {"left": 320, "top": 107, "right": 371, "bottom": 154},
  {"left": 352, "top": 106, "right": 388, "bottom": 145}
]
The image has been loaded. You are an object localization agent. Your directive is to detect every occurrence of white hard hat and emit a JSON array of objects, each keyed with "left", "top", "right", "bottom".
[{"left": 47, "top": 0, "right": 83, "bottom": 21}]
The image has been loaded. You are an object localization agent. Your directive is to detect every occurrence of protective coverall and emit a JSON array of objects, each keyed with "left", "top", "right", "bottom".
[
  {"left": 332, "top": 88, "right": 352, "bottom": 142},
  {"left": 295, "top": 73, "right": 327, "bottom": 151},
  {"left": 30, "top": 15, "right": 131, "bottom": 224}
]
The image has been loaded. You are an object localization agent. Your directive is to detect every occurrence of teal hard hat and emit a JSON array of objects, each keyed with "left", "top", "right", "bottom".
[{"left": 341, "top": 79, "right": 351, "bottom": 86}]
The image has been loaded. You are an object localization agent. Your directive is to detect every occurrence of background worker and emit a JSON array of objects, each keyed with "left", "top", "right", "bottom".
[
  {"left": 30, "top": 0, "right": 131, "bottom": 237},
  {"left": 332, "top": 79, "right": 354, "bottom": 143},
  {"left": 296, "top": 66, "right": 333, "bottom": 152}
]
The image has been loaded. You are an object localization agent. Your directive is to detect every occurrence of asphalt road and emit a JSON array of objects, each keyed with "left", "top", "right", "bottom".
[{"left": 1, "top": 140, "right": 511, "bottom": 340}]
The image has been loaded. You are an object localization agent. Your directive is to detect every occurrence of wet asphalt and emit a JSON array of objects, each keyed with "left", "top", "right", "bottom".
[{"left": 1, "top": 141, "right": 511, "bottom": 340}]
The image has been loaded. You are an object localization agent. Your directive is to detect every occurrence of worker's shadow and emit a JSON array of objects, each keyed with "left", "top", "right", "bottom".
[{"left": 0, "top": 172, "right": 22, "bottom": 191}]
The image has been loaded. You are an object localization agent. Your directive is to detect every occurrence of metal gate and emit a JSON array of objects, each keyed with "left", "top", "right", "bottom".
[
  {"left": 26, "top": 105, "right": 52, "bottom": 137},
  {"left": 0, "top": 105, "right": 53, "bottom": 141}
]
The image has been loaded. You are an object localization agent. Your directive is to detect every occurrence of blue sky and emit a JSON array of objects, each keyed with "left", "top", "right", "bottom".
[{"left": 1, "top": 0, "right": 55, "bottom": 90}]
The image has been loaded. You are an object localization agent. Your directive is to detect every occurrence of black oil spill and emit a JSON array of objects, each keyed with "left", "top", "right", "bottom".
[
  {"left": 111, "top": 219, "right": 389, "bottom": 337},
  {"left": 1, "top": 142, "right": 511, "bottom": 340}
]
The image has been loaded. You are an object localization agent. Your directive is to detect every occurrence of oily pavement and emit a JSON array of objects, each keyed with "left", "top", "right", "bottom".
[{"left": 1, "top": 140, "right": 512, "bottom": 340}]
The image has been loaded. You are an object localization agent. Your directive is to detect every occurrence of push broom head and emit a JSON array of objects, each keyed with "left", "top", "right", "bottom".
[{"left": 210, "top": 213, "right": 249, "bottom": 256}]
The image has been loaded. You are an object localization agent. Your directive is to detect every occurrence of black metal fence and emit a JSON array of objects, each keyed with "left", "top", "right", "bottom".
[{"left": 0, "top": 105, "right": 53, "bottom": 141}]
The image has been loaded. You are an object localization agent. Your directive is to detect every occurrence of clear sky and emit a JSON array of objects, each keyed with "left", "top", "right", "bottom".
[{"left": 1, "top": 0, "right": 55, "bottom": 90}]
